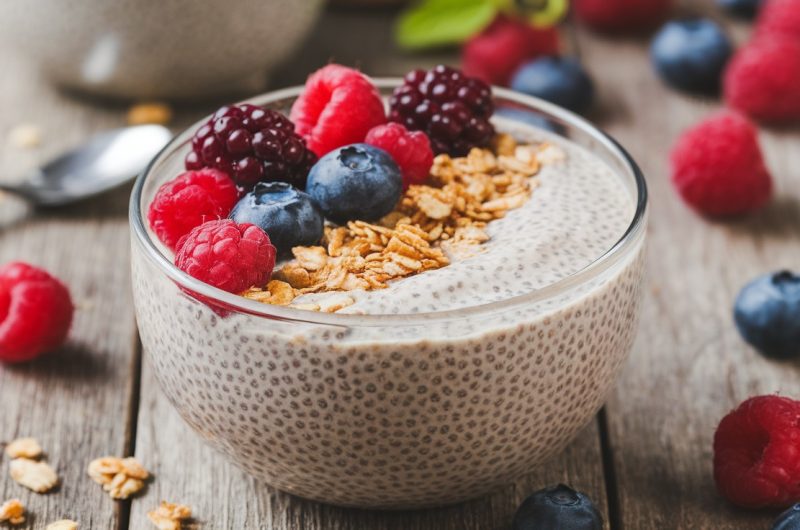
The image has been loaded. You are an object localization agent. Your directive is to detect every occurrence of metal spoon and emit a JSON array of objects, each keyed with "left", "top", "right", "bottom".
[{"left": 0, "top": 125, "right": 172, "bottom": 207}]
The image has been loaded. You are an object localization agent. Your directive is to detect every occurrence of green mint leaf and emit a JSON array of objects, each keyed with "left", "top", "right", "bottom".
[{"left": 396, "top": 0, "right": 497, "bottom": 50}]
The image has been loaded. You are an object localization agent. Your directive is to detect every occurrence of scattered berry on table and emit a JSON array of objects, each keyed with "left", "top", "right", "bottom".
[
  {"left": 669, "top": 111, "right": 772, "bottom": 217},
  {"left": 306, "top": 143, "right": 402, "bottom": 225},
  {"left": 289, "top": 64, "right": 387, "bottom": 158},
  {"left": 0, "top": 262, "right": 73, "bottom": 363},
  {"left": 650, "top": 19, "right": 733, "bottom": 93},
  {"left": 714, "top": 395, "right": 800, "bottom": 508},
  {"left": 718, "top": 0, "right": 763, "bottom": 18},
  {"left": 734, "top": 271, "right": 800, "bottom": 360},
  {"left": 511, "top": 484, "right": 603, "bottom": 530},
  {"left": 229, "top": 182, "right": 324, "bottom": 255},
  {"left": 175, "top": 219, "right": 276, "bottom": 294},
  {"left": 773, "top": 504, "right": 800, "bottom": 530},
  {"left": 148, "top": 168, "right": 239, "bottom": 250},
  {"left": 364, "top": 123, "right": 433, "bottom": 189},
  {"left": 186, "top": 104, "right": 316, "bottom": 190},
  {"left": 462, "top": 14, "right": 560, "bottom": 87},
  {"left": 724, "top": 37, "right": 800, "bottom": 124},
  {"left": 389, "top": 65, "right": 495, "bottom": 156},
  {"left": 573, "top": 0, "right": 674, "bottom": 33},
  {"left": 510, "top": 57, "right": 595, "bottom": 114},
  {"left": 756, "top": 0, "right": 800, "bottom": 39}
]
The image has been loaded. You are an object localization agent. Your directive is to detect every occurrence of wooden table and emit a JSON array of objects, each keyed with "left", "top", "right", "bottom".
[{"left": 1, "top": 3, "right": 798, "bottom": 529}]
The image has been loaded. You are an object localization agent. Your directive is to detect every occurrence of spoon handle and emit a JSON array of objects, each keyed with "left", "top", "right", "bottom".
[{"left": 0, "top": 182, "right": 33, "bottom": 202}]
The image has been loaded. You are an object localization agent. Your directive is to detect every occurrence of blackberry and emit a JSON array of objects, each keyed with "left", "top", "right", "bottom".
[
  {"left": 186, "top": 104, "right": 317, "bottom": 189},
  {"left": 389, "top": 65, "right": 495, "bottom": 157}
]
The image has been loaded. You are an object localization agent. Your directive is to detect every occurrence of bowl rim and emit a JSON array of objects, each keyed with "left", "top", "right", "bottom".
[{"left": 129, "top": 79, "right": 648, "bottom": 327}]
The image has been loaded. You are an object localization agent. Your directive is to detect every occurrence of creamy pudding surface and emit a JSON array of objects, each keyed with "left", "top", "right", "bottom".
[{"left": 295, "top": 125, "right": 635, "bottom": 315}]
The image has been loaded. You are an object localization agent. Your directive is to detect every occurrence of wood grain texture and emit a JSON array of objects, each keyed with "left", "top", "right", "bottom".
[
  {"left": 0, "top": 53, "right": 139, "bottom": 529},
  {"left": 577, "top": 1, "right": 800, "bottom": 528}
]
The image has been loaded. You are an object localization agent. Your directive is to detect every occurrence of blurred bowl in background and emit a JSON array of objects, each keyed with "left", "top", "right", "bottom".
[{"left": 0, "top": 0, "right": 324, "bottom": 100}]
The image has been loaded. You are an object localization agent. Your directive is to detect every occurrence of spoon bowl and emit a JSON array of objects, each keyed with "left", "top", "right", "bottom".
[{"left": 1, "top": 124, "right": 172, "bottom": 207}]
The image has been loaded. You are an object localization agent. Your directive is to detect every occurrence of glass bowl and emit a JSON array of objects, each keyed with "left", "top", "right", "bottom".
[{"left": 129, "top": 80, "right": 647, "bottom": 509}]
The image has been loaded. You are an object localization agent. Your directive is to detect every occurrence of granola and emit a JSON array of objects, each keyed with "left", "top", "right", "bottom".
[
  {"left": 9, "top": 458, "right": 59, "bottom": 493},
  {"left": 87, "top": 456, "right": 149, "bottom": 500},
  {"left": 243, "top": 134, "right": 551, "bottom": 311},
  {"left": 5, "top": 437, "right": 43, "bottom": 459},
  {"left": 0, "top": 499, "right": 25, "bottom": 525},
  {"left": 147, "top": 501, "right": 192, "bottom": 530},
  {"left": 46, "top": 520, "right": 79, "bottom": 530}
]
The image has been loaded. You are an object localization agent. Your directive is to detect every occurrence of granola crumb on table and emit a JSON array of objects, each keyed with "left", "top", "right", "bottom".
[
  {"left": 87, "top": 456, "right": 150, "bottom": 500},
  {"left": 5, "top": 437, "right": 43, "bottom": 459},
  {"left": 46, "top": 520, "right": 79, "bottom": 530},
  {"left": 243, "top": 134, "right": 556, "bottom": 311},
  {"left": 0, "top": 499, "right": 25, "bottom": 525},
  {"left": 9, "top": 458, "right": 59, "bottom": 493},
  {"left": 147, "top": 501, "right": 192, "bottom": 530}
]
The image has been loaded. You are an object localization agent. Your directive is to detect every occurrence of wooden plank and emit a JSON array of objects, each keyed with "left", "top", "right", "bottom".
[
  {"left": 129, "top": 7, "right": 610, "bottom": 529},
  {"left": 0, "top": 54, "right": 141, "bottom": 528},
  {"left": 577, "top": 3, "right": 800, "bottom": 528}
]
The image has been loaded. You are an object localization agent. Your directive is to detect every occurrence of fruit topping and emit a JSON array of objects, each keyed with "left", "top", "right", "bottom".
[
  {"left": 175, "top": 219, "right": 276, "bottom": 294},
  {"left": 573, "top": 0, "right": 674, "bottom": 33},
  {"left": 0, "top": 262, "right": 73, "bottom": 363},
  {"left": 650, "top": 19, "right": 733, "bottom": 93},
  {"left": 734, "top": 271, "right": 800, "bottom": 360},
  {"left": 389, "top": 65, "right": 495, "bottom": 156},
  {"left": 669, "top": 111, "right": 772, "bottom": 216},
  {"left": 229, "top": 182, "right": 324, "bottom": 255},
  {"left": 306, "top": 143, "right": 402, "bottom": 225},
  {"left": 773, "top": 504, "right": 800, "bottom": 530},
  {"left": 510, "top": 56, "right": 595, "bottom": 113},
  {"left": 756, "top": 0, "right": 800, "bottom": 40},
  {"left": 511, "top": 484, "right": 603, "bottom": 530},
  {"left": 714, "top": 395, "right": 800, "bottom": 508},
  {"left": 364, "top": 123, "right": 434, "bottom": 189},
  {"left": 186, "top": 104, "right": 316, "bottom": 190},
  {"left": 148, "top": 168, "right": 239, "bottom": 250},
  {"left": 289, "top": 64, "right": 387, "bottom": 158},
  {"left": 462, "top": 14, "right": 560, "bottom": 87},
  {"left": 723, "top": 37, "right": 800, "bottom": 124},
  {"left": 718, "top": 0, "right": 763, "bottom": 18}
]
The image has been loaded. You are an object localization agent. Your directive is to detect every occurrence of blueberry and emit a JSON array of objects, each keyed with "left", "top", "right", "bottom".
[
  {"left": 734, "top": 271, "right": 800, "bottom": 359},
  {"left": 717, "top": 0, "right": 763, "bottom": 18},
  {"left": 510, "top": 57, "right": 595, "bottom": 114},
  {"left": 494, "top": 107, "right": 567, "bottom": 135},
  {"left": 306, "top": 143, "right": 402, "bottom": 225},
  {"left": 774, "top": 504, "right": 800, "bottom": 530},
  {"left": 512, "top": 484, "right": 603, "bottom": 530},
  {"left": 229, "top": 181, "right": 324, "bottom": 254},
  {"left": 650, "top": 19, "right": 733, "bottom": 93}
]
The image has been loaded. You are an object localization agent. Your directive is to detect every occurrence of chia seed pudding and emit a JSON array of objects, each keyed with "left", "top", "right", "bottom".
[{"left": 130, "top": 83, "right": 647, "bottom": 508}]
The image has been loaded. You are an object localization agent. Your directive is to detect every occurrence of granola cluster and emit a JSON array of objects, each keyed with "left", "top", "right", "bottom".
[
  {"left": 243, "top": 134, "right": 555, "bottom": 311},
  {"left": 88, "top": 456, "right": 150, "bottom": 500},
  {"left": 147, "top": 501, "right": 192, "bottom": 530}
]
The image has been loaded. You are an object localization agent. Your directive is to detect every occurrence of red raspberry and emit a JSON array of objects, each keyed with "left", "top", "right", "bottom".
[
  {"left": 148, "top": 169, "right": 239, "bottom": 251},
  {"left": 714, "top": 395, "right": 800, "bottom": 508},
  {"left": 186, "top": 104, "right": 317, "bottom": 190},
  {"left": 462, "top": 14, "right": 560, "bottom": 87},
  {"left": 290, "top": 64, "right": 387, "bottom": 158},
  {"left": 175, "top": 220, "right": 276, "bottom": 294},
  {"left": 0, "top": 262, "right": 73, "bottom": 363},
  {"left": 573, "top": 0, "right": 673, "bottom": 33},
  {"left": 670, "top": 111, "right": 772, "bottom": 217},
  {"left": 364, "top": 123, "right": 433, "bottom": 189},
  {"left": 723, "top": 37, "right": 800, "bottom": 124},
  {"left": 756, "top": 0, "right": 800, "bottom": 40}
]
